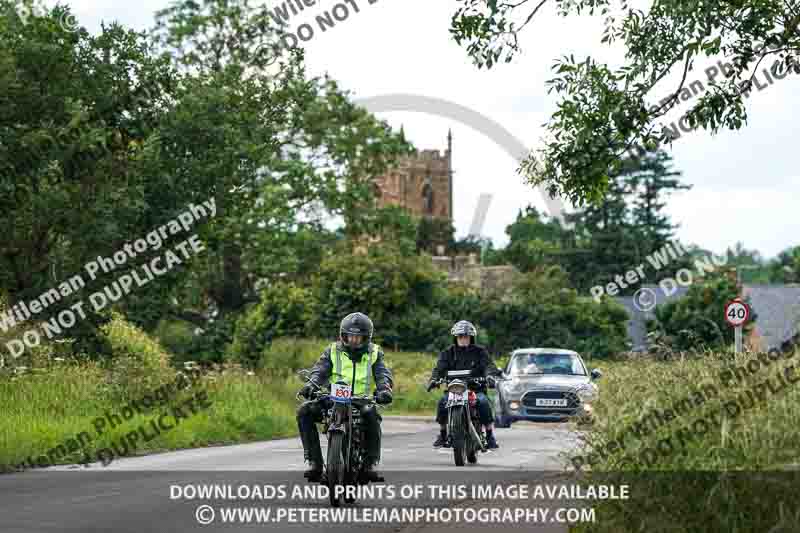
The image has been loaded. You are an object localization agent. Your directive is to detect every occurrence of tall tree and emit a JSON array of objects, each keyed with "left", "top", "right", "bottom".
[
  {"left": 450, "top": 1, "right": 800, "bottom": 205},
  {"left": 768, "top": 245, "right": 800, "bottom": 283},
  {"left": 416, "top": 217, "right": 456, "bottom": 254},
  {"left": 627, "top": 150, "right": 691, "bottom": 253},
  {"left": 725, "top": 241, "right": 764, "bottom": 266},
  {"left": 503, "top": 206, "right": 567, "bottom": 272},
  {"left": 559, "top": 149, "right": 691, "bottom": 292},
  {"left": 0, "top": 1, "right": 181, "bottom": 349},
  {"left": 149, "top": 0, "right": 412, "bottom": 318},
  {"left": 562, "top": 173, "right": 643, "bottom": 291},
  {"left": 346, "top": 205, "right": 419, "bottom": 257}
]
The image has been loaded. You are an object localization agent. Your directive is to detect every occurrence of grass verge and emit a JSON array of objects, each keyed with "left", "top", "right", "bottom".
[
  {"left": 571, "top": 347, "right": 800, "bottom": 532},
  {"left": 0, "top": 341, "right": 448, "bottom": 472}
]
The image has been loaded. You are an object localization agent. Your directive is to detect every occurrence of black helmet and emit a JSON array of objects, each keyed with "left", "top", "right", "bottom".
[
  {"left": 340, "top": 312, "right": 374, "bottom": 354},
  {"left": 451, "top": 320, "right": 477, "bottom": 345}
]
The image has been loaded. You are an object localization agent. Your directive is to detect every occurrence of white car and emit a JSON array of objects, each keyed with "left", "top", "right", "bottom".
[{"left": 494, "top": 348, "right": 602, "bottom": 426}]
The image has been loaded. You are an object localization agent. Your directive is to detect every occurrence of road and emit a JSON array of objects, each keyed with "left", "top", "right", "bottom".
[{"left": 0, "top": 417, "right": 584, "bottom": 533}]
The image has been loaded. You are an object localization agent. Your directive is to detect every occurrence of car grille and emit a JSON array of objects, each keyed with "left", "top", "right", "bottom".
[{"left": 521, "top": 390, "right": 580, "bottom": 412}]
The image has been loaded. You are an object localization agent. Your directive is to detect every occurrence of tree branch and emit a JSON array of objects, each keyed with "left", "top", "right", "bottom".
[{"left": 518, "top": 0, "right": 550, "bottom": 32}]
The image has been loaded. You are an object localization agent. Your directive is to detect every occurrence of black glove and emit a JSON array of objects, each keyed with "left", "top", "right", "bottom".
[
  {"left": 375, "top": 389, "right": 393, "bottom": 405},
  {"left": 487, "top": 375, "right": 497, "bottom": 388},
  {"left": 426, "top": 380, "right": 438, "bottom": 392},
  {"left": 299, "top": 381, "right": 317, "bottom": 399}
]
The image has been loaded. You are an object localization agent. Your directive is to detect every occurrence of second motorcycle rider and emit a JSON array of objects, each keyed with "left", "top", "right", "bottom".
[{"left": 427, "top": 320, "right": 501, "bottom": 449}]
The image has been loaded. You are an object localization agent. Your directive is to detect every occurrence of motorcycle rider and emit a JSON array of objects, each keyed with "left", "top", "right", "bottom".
[
  {"left": 296, "top": 312, "right": 394, "bottom": 482},
  {"left": 427, "top": 320, "right": 500, "bottom": 449}
]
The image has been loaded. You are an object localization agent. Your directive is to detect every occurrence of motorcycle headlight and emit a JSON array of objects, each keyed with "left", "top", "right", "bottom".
[{"left": 448, "top": 382, "right": 467, "bottom": 394}]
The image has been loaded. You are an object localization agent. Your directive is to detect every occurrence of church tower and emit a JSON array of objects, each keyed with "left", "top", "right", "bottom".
[
  {"left": 447, "top": 128, "right": 453, "bottom": 224},
  {"left": 372, "top": 131, "right": 454, "bottom": 221}
]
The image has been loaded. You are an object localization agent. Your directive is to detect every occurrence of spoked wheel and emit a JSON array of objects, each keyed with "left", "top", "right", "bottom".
[
  {"left": 467, "top": 418, "right": 480, "bottom": 464},
  {"left": 450, "top": 406, "right": 467, "bottom": 467},
  {"left": 343, "top": 477, "right": 356, "bottom": 504},
  {"left": 467, "top": 440, "right": 478, "bottom": 464},
  {"left": 326, "top": 433, "right": 346, "bottom": 507},
  {"left": 344, "top": 460, "right": 356, "bottom": 504}
]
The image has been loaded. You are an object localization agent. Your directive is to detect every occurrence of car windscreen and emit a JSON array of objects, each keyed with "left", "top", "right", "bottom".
[{"left": 509, "top": 353, "right": 586, "bottom": 376}]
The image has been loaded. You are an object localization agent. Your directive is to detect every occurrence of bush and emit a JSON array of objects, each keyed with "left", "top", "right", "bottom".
[
  {"left": 256, "top": 337, "right": 327, "bottom": 374},
  {"left": 99, "top": 313, "right": 175, "bottom": 400},
  {"left": 207, "top": 254, "right": 631, "bottom": 360},
  {"left": 229, "top": 282, "right": 318, "bottom": 367},
  {"left": 426, "top": 267, "right": 631, "bottom": 357},
  {"left": 312, "top": 243, "right": 445, "bottom": 340},
  {"left": 379, "top": 306, "right": 452, "bottom": 352},
  {"left": 152, "top": 318, "right": 196, "bottom": 362},
  {"left": 647, "top": 273, "right": 756, "bottom": 353},
  {"left": 185, "top": 316, "right": 237, "bottom": 365},
  {"left": 0, "top": 293, "right": 85, "bottom": 369}
]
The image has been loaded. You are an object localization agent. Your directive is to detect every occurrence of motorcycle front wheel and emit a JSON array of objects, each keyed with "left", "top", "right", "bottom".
[
  {"left": 326, "top": 432, "right": 346, "bottom": 507},
  {"left": 467, "top": 439, "right": 478, "bottom": 464},
  {"left": 449, "top": 405, "right": 467, "bottom": 467}
]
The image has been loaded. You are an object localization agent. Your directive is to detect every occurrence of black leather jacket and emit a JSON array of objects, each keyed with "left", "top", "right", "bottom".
[
  {"left": 430, "top": 344, "right": 500, "bottom": 392},
  {"left": 308, "top": 341, "right": 393, "bottom": 392}
]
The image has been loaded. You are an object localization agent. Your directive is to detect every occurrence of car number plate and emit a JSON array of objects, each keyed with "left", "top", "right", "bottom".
[
  {"left": 331, "top": 383, "right": 352, "bottom": 403},
  {"left": 536, "top": 398, "right": 567, "bottom": 407}
]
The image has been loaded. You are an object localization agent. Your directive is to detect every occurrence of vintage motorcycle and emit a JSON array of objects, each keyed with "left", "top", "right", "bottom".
[
  {"left": 431, "top": 369, "right": 488, "bottom": 466},
  {"left": 297, "top": 370, "right": 385, "bottom": 507}
]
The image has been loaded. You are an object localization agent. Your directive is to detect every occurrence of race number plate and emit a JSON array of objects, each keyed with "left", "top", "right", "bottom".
[
  {"left": 536, "top": 398, "right": 567, "bottom": 407},
  {"left": 448, "top": 392, "right": 465, "bottom": 403},
  {"left": 331, "top": 383, "right": 352, "bottom": 403}
]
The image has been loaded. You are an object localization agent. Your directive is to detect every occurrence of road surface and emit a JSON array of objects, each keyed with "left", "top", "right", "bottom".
[{"left": 1, "top": 417, "right": 585, "bottom": 533}]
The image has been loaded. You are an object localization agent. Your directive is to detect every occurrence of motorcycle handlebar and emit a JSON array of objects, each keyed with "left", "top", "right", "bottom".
[
  {"left": 429, "top": 376, "right": 488, "bottom": 388},
  {"left": 297, "top": 387, "right": 382, "bottom": 405}
]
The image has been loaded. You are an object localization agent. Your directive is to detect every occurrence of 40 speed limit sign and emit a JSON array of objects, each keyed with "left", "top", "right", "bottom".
[{"left": 724, "top": 298, "right": 750, "bottom": 327}]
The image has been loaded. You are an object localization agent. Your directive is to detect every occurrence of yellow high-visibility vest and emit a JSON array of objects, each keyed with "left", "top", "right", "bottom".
[{"left": 330, "top": 342, "right": 378, "bottom": 395}]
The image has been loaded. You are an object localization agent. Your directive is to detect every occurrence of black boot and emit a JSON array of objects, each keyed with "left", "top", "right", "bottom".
[
  {"left": 303, "top": 461, "right": 323, "bottom": 482},
  {"left": 363, "top": 461, "right": 384, "bottom": 483},
  {"left": 433, "top": 429, "right": 448, "bottom": 448},
  {"left": 486, "top": 431, "right": 499, "bottom": 450}
]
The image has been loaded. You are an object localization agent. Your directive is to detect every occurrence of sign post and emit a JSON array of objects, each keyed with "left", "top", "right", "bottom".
[
  {"left": 734, "top": 324, "right": 742, "bottom": 354},
  {"left": 724, "top": 298, "right": 750, "bottom": 354}
]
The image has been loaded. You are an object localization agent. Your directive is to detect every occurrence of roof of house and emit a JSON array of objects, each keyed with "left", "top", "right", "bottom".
[
  {"left": 742, "top": 285, "right": 800, "bottom": 350},
  {"left": 615, "top": 284, "right": 800, "bottom": 351},
  {"left": 615, "top": 285, "right": 690, "bottom": 350}
]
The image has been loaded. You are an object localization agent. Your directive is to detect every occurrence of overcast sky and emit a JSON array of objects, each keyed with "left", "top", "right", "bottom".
[{"left": 65, "top": 0, "right": 800, "bottom": 259}]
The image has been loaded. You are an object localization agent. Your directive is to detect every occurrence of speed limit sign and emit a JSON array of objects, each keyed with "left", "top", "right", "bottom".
[{"left": 725, "top": 298, "right": 750, "bottom": 327}]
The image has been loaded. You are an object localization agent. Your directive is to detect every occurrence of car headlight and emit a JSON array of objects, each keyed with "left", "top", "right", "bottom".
[
  {"left": 575, "top": 384, "right": 598, "bottom": 403},
  {"left": 503, "top": 379, "right": 525, "bottom": 395},
  {"left": 508, "top": 401, "right": 520, "bottom": 411}
]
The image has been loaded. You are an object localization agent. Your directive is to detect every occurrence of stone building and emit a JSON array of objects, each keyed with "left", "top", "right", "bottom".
[{"left": 373, "top": 130, "right": 453, "bottom": 221}]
